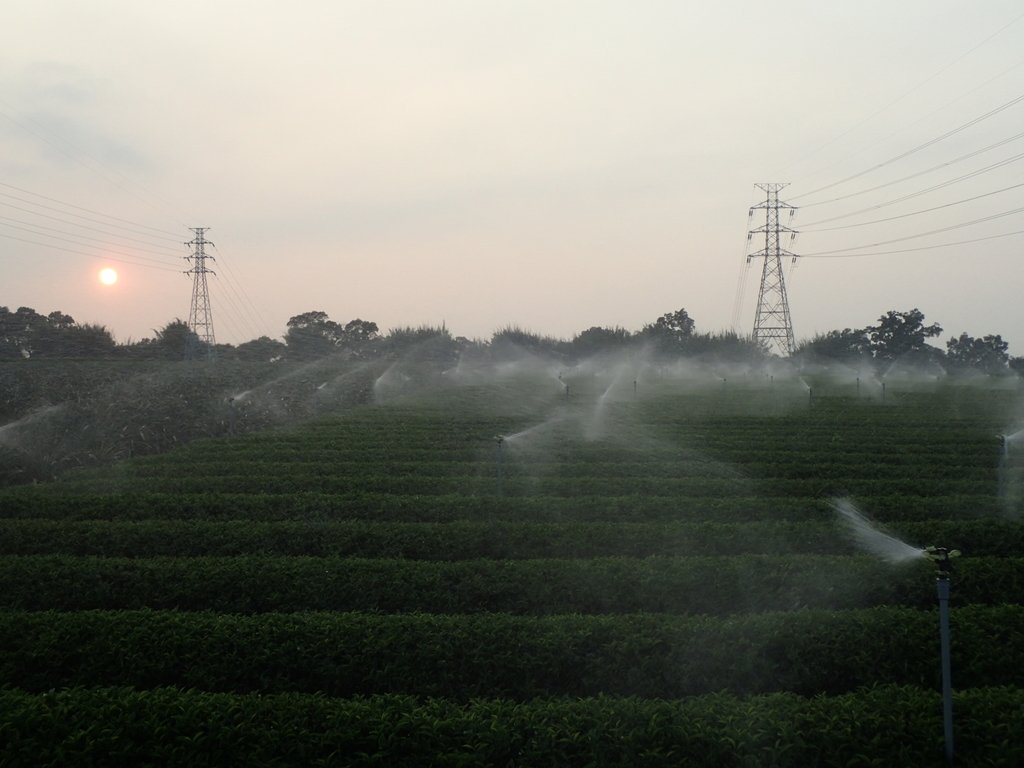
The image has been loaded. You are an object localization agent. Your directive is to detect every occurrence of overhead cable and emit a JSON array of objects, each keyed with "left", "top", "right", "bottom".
[
  {"left": 801, "top": 205, "right": 1024, "bottom": 256},
  {"left": 803, "top": 181, "right": 1024, "bottom": 232},
  {"left": 799, "top": 151, "right": 1024, "bottom": 227},
  {"left": 776, "top": 8, "right": 1024, "bottom": 177},
  {"left": 0, "top": 182, "right": 184, "bottom": 240},
  {"left": 800, "top": 129, "right": 1024, "bottom": 209},
  {"left": 0, "top": 231, "right": 181, "bottom": 272},
  {"left": 0, "top": 198, "right": 184, "bottom": 255},
  {"left": 800, "top": 228, "right": 1024, "bottom": 258},
  {"left": 0, "top": 220, "right": 184, "bottom": 269},
  {"left": 789, "top": 91, "right": 1024, "bottom": 202}
]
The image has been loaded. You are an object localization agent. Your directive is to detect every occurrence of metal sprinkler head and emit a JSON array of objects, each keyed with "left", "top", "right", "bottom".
[
  {"left": 494, "top": 434, "right": 505, "bottom": 446},
  {"left": 924, "top": 546, "right": 961, "bottom": 578}
]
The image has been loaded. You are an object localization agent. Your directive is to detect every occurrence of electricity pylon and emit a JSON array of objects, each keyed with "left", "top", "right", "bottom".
[
  {"left": 184, "top": 227, "right": 216, "bottom": 360},
  {"left": 747, "top": 183, "right": 797, "bottom": 356}
]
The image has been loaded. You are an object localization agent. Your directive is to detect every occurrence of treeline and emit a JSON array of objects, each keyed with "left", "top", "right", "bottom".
[
  {"left": 3, "top": 303, "right": 1021, "bottom": 374},
  {"left": 0, "top": 306, "right": 756, "bottom": 364},
  {"left": 797, "top": 307, "right": 1021, "bottom": 374}
]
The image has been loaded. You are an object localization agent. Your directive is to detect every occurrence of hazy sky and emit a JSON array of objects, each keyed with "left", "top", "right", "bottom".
[{"left": 3, "top": 1, "right": 1023, "bottom": 351}]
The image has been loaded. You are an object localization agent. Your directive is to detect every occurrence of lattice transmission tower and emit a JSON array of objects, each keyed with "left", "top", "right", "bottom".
[
  {"left": 184, "top": 227, "right": 216, "bottom": 359},
  {"left": 747, "top": 183, "right": 798, "bottom": 356}
]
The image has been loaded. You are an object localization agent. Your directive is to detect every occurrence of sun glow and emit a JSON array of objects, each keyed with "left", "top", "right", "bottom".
[{"left": 99, "top": 268, "right": 118, "bottom": 286}]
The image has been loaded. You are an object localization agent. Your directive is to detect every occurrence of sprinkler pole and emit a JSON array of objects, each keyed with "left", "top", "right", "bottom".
[
  {"left": 856, "top": 377, "right": 860, "bottom": 397},
  {"left": 495, "top": 436, "right": 505, "bottom": 497},
  {"left": 633, "top": 379, "right": 638, "bottom": 399},
  {"left": 565, "top": 383, "right": 570, "bottom": 402},
  {"left": 228, "top": 397, "right": 236, "bottom": 436},
  {"left": 927, "top": 546, "right": 959, "bottom": 766},
  {"left": 882, "top": 382, "right": 886, "bottom": 402}
]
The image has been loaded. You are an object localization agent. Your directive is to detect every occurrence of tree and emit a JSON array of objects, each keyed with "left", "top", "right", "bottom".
[
  {"left": 946, "top": 332, "right": 1009, "bottom": 374},
  {"left": 796, "top": 328, "right": 871, "bottom": 362},
  {"left": 58, "top": 323, "right": 117, "bottom": 357},
  {"left": 285, "top": 311, "right": 344, "bottom": 359},
  {"left": 639, "top": 308, "right": 696, "bottom": 355},
  {"left": 648, "top": 308, "right": 696, "bottom": 337},
  {"left": 865, "top": 309, "right": 942, "bottom": 362},
  {"left": 236, "top": 336, "right": 287, "bottom": 362},
  {"left": 0, "top": 307, "right": 115, "bottom": 358},
  {"left": 153, "top": 319, "right": 201, "bottom": 360},
  {"left": 490, "top": 326, "right": 565, "bottom": 359},
  {"left": 570, "top": 326, "right": 633, "bottom": 358},
  {"left": 340, "top": 319, "right": 380, "bottom": 358},
  {"left": 0, "top": 306, "right": 44, "bottom": 358},
  {"left": 384, "top": 325, "right": 459, "bottom": 365}
]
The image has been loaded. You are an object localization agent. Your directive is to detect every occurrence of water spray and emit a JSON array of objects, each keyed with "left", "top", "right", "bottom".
[
  {"left": 925, "top": 545, "right": 961, "bottom": 767},
  {"left": 832, "top": 498, "right": 926, "bottom": 564}
]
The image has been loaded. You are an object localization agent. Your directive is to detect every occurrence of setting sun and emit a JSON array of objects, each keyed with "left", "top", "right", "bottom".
[{"left": 98, "top": 267, "right": 118, "bottom": 286}]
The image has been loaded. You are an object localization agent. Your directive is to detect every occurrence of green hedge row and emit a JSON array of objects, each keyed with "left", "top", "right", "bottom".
[
  {"left": 2, "top": 685, "right": 1022, "bottom": 767},
  {"left": 128, "top": 442, "right": 997, "bottom": 466},
  {"left": 13, "top": 471, "right": 1001, "bottom": 498},
  {"left": 110, "top": 457, "right": 999, "bottom": 482},
  {"left": 0, "top": 488, "right": 1005, "bottom": 523},
  {"left": 1, "top": 554, "right": 1019, "bottom": 614},
  {"left": 0, "top": 518, "right": 1020, "bottom": 559},
  {"left": 2, "top": 606, "right": 1021, "bottom": 698}
]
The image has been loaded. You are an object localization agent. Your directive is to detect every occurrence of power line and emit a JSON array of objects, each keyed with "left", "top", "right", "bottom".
[
  {"left": 0, "top": 231, "right": 181, "bottom": 272},
  {"left": 0, "top": 184, "right": 183, "bottom": 240},
  {"left": 0, "top": 197, "right": 184, "bottom": 255},
  {"left": 199, "top": 245, "right": 262, "bottom": 342},
  {"left": 803, "top": 181, "right": 1024, "bottom": 232},
  {"left": 0, "top": 220, "right": 183, "bottom": 269},
  {"left": 776, "top": 8, "right": 1024, "bottom": 178},
  {"left": 785, "top": 57, "right": 1024, "bottom": 188},
  {"left": 790, "top": 91, "right": 1024, "bottom": 202},
  {"left": 0, "top": 100, "right": 191, "bottom": 229},
  {"left": 800, "top": 129, "right": 1024, "bottom": 210},
  {"left": 802, "top": 205, "right": 1024, "bottom": 256},
  {"left": 0, "top": 213, "right": 184, "bottom": 263},
  {"left": 799, "top": 151, "right": 1024, "bottom": 227},
  {"left": 210, "top": 243, "right": 273, "bottom": 339},
  {"left": 801, "top": 227, "right": 1024, "bottom": 259}
]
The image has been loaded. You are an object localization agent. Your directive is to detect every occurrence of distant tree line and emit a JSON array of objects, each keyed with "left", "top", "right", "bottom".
[
  {"left": 796, "top": 308, "right": 1019, "bottom": 375},
  {"left": 2, "top": 303, "right": 1020, "bottom": 374}
]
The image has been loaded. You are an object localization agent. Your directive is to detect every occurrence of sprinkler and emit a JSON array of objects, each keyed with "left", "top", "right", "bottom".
[
  {"left": 881, "top": 381, "right": 887, "bottom": 402},
  {"left": 565, "top": 383, "right": 570, "bottom": 402},
  {"left": 227, "top": 397, "right": 237, "bottom": 436},
  {"left": 494, "top": 435, "right": 505, "bottom": 497},
  {"left": 925, "top": 545, "right": 961, "bottom": 767},
  {"left": 633, "top": 379, "right": 638, "bottom": 399},
  {"left": 856, "top": 376, "right": 860, "bottom": 397}
]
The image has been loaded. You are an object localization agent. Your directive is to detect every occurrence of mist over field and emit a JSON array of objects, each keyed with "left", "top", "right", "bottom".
[{"left": 5, "top": 1, "right": 1024, "bottom": 763}]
